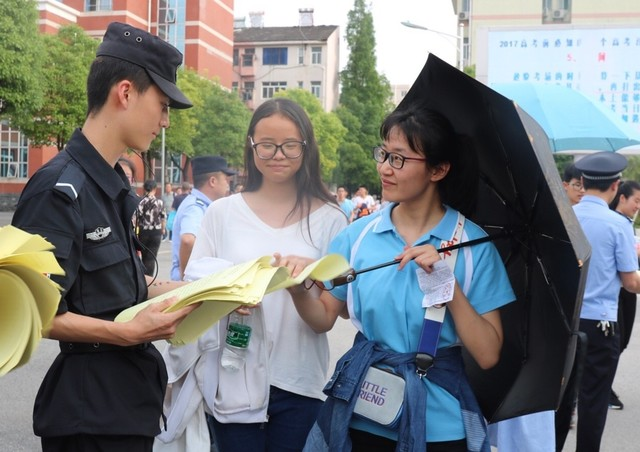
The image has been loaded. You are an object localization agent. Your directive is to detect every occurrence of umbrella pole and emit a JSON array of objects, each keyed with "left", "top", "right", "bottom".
[{"left": 331, "top": 231, "right": 511, "bottom": 287}]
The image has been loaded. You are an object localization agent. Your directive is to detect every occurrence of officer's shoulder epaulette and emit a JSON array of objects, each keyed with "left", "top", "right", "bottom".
[
  {"left": 53, "top": 163, "right": 86, "bottom": 202},
  {"left": 195, "top": 198, "right": 207, "bottom": 208}
]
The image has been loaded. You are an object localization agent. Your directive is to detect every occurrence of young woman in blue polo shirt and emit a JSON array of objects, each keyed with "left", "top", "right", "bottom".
[{"left": 283, "top": 107, "right": 515, "bottom": 452}]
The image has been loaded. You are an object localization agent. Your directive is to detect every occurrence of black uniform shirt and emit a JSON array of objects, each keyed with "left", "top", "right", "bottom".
[
  {"left": 12, "top": 129, "right": 166, "bottom": 438},
  {"left": 13, "top": 128, "right": 147, "bottom": 320}
]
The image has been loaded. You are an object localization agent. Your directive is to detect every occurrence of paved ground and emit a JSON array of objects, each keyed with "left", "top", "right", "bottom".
[{"left": 1, "top": 211, "right": 640, "bottom": 450}]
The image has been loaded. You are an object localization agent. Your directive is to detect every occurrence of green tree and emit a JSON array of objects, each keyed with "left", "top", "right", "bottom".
[
  {"left": 13, "top": 25, "right": 97, "bottom": 150},
  {"left": 0, "top": 0, "right": 44, "bottom": 120},
  {"left": 192, "top": 82, "right": 252, "bottom": 168},
  {"left": 275, "top": 89, "right": 346, "bottom": 181},
  {"left": 553, "top": 154, "right": 573, "bottom": 176},
  {"left": 464, "top": 64, "right": 476, "bottom": 79},
  {"left": 336, "top": 0, "right": 393, "bottom": 194},
  {"left": 145, "top": 68, "right": 205, "bottom": 180}
]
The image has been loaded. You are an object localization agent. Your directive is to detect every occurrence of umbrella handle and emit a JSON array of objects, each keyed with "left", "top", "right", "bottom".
[{"left": 330, "top": 269, "right": 357, "bottom": 287}]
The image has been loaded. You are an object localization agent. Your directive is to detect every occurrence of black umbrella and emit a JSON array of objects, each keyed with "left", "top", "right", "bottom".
[{"left": 332, "top": 55, "right": 591, "bottom": 423}]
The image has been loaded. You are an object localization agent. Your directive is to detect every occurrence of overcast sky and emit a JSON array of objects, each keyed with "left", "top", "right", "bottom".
[{"left": 233, "top": 0, "right": 458, "bottom": 86}]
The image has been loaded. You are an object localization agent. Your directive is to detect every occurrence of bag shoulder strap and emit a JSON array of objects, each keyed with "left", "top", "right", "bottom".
[
  {"left": 416, "top": 212, "right": 466, "bottom": 376},
  {"left": 346, "top": 216, "right": 383, "bottom": 332}
]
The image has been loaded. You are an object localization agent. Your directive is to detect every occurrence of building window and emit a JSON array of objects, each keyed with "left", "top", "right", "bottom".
[
  {"left": 232, "top": 82, "right": 238, "bottom": 92},
  {"left": 0, "top": 121, "right": 28, "bottom": 178},
  {"left": 242, "top": 81, "right": 254, "bottom": 101},
  {"left": 159, "top": 153, "right": 183, "bottom": 184},
  {"left": 311, "top": 81, "right": 322, "bottom": 98},
  {"left": 311, "top": 47, "right": 322, "bottom": 65},
  {"left": 263, "top": 48, "right": 288, "bottom": 65},
  {"left": 298, "top": 81, "right": 304, "bottom": 88},
  {"left": 242, "top": 48, "right": 255, "bottom": 67},
  {"left": 85, "top": 0, "right": 112, "bottom": 11},
  {"left": 233, "top": 49, "right": 239, "bottom": 66},
  {"left": 262, "top": 81, "right": 287, "bottom": 99},
  {"left": 157, "top": 0, "right": 177, "bottom": 43},
  {"left": 298, "top": 46, "right": 304, "bottom": 64}
]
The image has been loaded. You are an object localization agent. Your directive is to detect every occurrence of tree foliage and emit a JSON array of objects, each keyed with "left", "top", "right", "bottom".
[
  {"left": 0, "top": 0, "right": 44, "bottom": 120},
  {"left": 275, "top": 89, "right": 346, "bottom": 181},
  {"left": 336, "top": 0, "right": 393, "bottom": 194},
  {"left": 192, "top": 82, "right": 252, "bottom": 168},
  {"left": 12, "top": 25, "right": 97, "bottom": 150}
]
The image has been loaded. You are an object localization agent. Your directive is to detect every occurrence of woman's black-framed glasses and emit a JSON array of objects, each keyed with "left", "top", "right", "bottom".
[
  {"left": 250, "top": 137, "right": 306, "bottom": 160},
  {"left": 373, "top": 146, "right": 426, "bottom": 169}
]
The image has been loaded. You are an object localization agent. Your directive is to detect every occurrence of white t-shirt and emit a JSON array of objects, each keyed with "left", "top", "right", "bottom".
[
  {"left": 352, "top": 194, "right": 374, "bottom": 209},
  {"left": 189, "top": 193, "right": 348, "bottom": 422}
]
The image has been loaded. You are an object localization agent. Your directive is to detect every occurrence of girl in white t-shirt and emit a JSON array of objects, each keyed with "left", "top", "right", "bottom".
[{"left": 186, "top": 98, "right": 348, "bottom": 451}]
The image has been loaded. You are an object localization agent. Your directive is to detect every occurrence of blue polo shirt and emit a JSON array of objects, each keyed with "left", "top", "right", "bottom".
[
  {"left": 329, "top": 203, "right": 514, "bottom": 442},
  {"left": 574, "top": 195, "right": 638, "bottom": 321},
  {"left": 170, "top": 188, "right": 211, "bottom": 280},
  {"left": 339, "top": 198, "right": 354, "bottom": 218}
]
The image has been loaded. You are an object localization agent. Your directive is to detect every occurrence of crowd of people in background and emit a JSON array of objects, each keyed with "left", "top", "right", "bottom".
[{"left": 147, "top": 180, "right": 386, "bottom": 249}]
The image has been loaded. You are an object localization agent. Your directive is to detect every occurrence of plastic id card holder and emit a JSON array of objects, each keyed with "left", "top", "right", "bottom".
[{"left": 353, "top": 366, "right": 405, "bottom": 427}]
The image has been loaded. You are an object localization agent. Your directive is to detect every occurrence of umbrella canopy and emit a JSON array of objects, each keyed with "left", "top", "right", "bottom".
[
  {"left": 491, "top": 82, "right": 640, "bottom": 154},
  {"left": 385, "top": 55, "right": 590, "bottom": 423}
]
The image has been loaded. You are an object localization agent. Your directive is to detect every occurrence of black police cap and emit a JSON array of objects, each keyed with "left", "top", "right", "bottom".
[
  {"left": 97, "top": 22, "right": 192, "bottom": 109},
  {"left": 191, "top": 156, "right": 237, "bottom": 177},
  {"left": 574, "top": 152, "right": 627, "bottom": 181}
]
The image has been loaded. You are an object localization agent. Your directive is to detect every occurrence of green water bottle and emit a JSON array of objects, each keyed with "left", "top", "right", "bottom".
[{"left": 221, "top": 312, "right": 252, "bottom": 372}]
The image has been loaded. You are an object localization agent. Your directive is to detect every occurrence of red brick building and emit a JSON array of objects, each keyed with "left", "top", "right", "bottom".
[{"left": 1, "top": 0, "right": 233, "bottom": 199}]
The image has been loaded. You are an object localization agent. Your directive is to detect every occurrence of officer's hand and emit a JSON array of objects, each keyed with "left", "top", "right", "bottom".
[{"left": 128, "top": 297, "right": 201, "bottom": 343}]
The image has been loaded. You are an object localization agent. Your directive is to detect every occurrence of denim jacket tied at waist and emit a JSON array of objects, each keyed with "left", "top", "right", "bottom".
[{"left": 303, "top": 332, "right": 489, "bottom": 452}]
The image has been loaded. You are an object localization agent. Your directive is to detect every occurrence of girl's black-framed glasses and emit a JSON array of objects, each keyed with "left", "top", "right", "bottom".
[{"left": 249, "top": 137, "right": 306, "bottom": 160}]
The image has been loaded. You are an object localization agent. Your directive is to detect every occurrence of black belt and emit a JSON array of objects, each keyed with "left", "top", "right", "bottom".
[{"left": 59, "top": 341, "right": 151, "bottom": 354}]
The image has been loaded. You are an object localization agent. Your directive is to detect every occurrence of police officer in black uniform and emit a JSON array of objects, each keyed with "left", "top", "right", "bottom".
[{"left": 12, "top": 22, "right": 199, "bottom": 452}]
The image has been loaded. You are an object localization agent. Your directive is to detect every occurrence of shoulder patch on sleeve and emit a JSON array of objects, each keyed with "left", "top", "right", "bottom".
[
  {"left": 54, "top": 165, "right": 86, "bottom": 201},
  {"left": 195, "top": 198, "right": 207, "bottom": 209}
]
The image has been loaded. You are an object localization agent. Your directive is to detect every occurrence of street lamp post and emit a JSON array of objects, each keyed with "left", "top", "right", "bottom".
[{"left": 401, "top": 20, "right": 464, "bottom": 71}]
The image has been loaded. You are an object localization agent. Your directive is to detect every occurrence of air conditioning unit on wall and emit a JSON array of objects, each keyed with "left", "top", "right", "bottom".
[
  {"left": 552, "top": 9, "right": 567, "bottom": 19},
  {"left": 458, "top": 11, "right": 469, "bottom": 20}
]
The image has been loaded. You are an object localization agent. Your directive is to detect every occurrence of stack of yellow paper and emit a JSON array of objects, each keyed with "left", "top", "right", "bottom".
[
  {"left": 0, "top": 225, "right": 64, "bottom": 376},
  {"left": 115, "top": 253, "right": 351, "bottom": 345}
]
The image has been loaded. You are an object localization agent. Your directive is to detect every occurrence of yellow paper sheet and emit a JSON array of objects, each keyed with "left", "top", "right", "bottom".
[
  {"left": 6, "top": 265, "right": 61, "bottom": 339},
  {"left": 0, "top": 226, "right": 64, "bottom": 376},
  {"left": 0, "top": 225, "right": 55, "bottom": 256},
  {"left": 115, "top": 257, "right": 275, "bottom": 323},
  {"left": 115, "top": 253, "right": 351, "bottom": 345},
  {"left": 266, "top": 253, "right": 352, "bottom": 292},
  {"left": 0, "top": 271, "right": 34, "bottom": 375},
  {"left": 165, "top": 266, "right": 288, "bottom": 345}
]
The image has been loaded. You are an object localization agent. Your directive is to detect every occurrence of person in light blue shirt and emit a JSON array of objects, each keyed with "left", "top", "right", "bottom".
[
  {"left": 556, "top": 152, "right": 640, "bottom": 452},
  {"left": 170, "top": 156, "right": 236, "bottom": 281},
  {"left": 336, "top": 186, "right": 354, "bottom": 222},
  {"left": 283, "top": 107, "right": 515, "bottom": 451}
]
